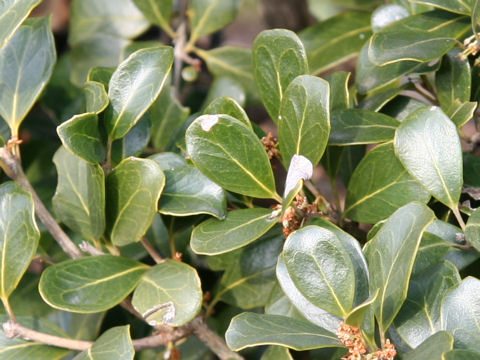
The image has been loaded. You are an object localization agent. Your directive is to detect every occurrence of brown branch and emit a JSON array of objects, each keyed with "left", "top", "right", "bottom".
[
  {"left": 0, "top": 146, "right": 83, "bottom": 259},
  {"left": 140, "top": 238, "right": 164, "bottom": 264}
]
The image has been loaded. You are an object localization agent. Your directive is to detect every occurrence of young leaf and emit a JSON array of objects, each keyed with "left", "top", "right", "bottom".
[
  {"left": 364, "top": 202, "right": 435, "bottom": 333},
  {"left": 204, "top": 96, "right": 251, "bottom": 129},
  {"left": 402, "top": 331, "right": 453, "bottom": 360},
  {"left": 190, "top": 208, "right": 278, "bottom": 255},
  {"left": 133, "top": 0, "right": 174, "bottom": 36},
  {"left": 329, "top": 109, "right": 399, "bottom": 145},
  {"left": 73, "top": 326, "right": 134, "bottom": 360},
  {"left": 226, "top": 313, "right": 342, "bottom": 351},
  {"left": 299, "top": 11, "right": 371, "bottom": 75},
  {"left": 186, "top": 114, "right": 277, "bottom": 199},
  {"left": 345, "top": 143, "right": 430, "bottom": 224},
  {"left": 0, "top": 0, "right": 41, "bottom": 48},
  {"left": 57, "top": 113, "right": 106, "bottom": 163},
  {"left": 105, "top": 46, "right": 173, "bottom": 140},
  {"left": 253, "top": 29, "right": 308, "bottom": 122},
  {"left": 52, "top": 146, "right": 105, "bottom": 242},
  {"left": 0, "top": 16, "right": 56, "bottom": 136},
  {"left": 0, "top": 182, "right": 39, "bottom": 299},
  {"left": 283, "top": 226, "right": 356, "bottom": 318},
  {"left": 39, "top": 255, "right": 148, "bottom": 313},
  {"left": 132, "top": 260, "right": 202, "bottom": 327},
  {"left": 106, "top": 157, "right": 165, "bottom": 246},
  {"left": 158, "top": 165, "right": 227, "bottom": 219},
  {"left": 278, "top": 75, "right": 330, "bottom": 167},
  {"left": 394, "top": 106, "right": 463, "bottom": 209},
  {"left": 84, "top": 81, "right": 109, "bottom": 114}
]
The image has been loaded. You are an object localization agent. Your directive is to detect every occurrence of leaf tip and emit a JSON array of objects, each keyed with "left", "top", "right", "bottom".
[{"left": 284, "top": 155, "right": 313, "bottom": 197}]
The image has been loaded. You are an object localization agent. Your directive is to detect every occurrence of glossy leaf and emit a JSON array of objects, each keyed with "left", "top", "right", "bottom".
[
  {"left": 278, "top": 75, "right": 330, "bottom": 167},
  {"left": 0, "top": 16, "right": 56, "bottom": 135},
  {"left": 204, "top": 96, "right": 251, "bottom": 129},
  {"left": 73, "top": 326, "right": 133, "bottom": 360},
  {"left": 402, "top": 331, "right": 453, "bottom": 360},
  {"left": 344, "top": 290, "right": 378, "bottom": 328},
  {"left": 190, "top": 208, "right": 278, "bottom": 255},
  {"left": 413, "top": 230, "right": 451, "bottom": 276},
  {"left": 466, "top": 208, "right": 480, "bottom": 252},
  {"left": 382, "top": 95, "right": 428, "bottom": 122},
  {"left": 394, "top": 106, "right": 463, "bottom": 208},
  {"left": 106, "top": 157, "right": 165, "bottom": 246},
  {"left": 442, "top": 277, "right": 480, "bottom": 352},
  {"left": 283, "top": 155, "right": 313, "bottom": 203},
  {"left": 84, "top": 81, "right": 109, "bottom": 114},
  {"left": 111, "top": 114, "right": 151, "bottom": 164},
  {"left": 105, "top": 46, "right": 173, "bottom": 140},
  {"left": 371, "top": 4, "right": 410, "bottom": 32},
  {"left": 410, "top": 0, "right": 471, "bottom": 15},
  {"left": 158, "top": 165, "right": 226, "bottom": 219},
  {"left": 368, "top": 11, "right": 470, "bottom": 65},
  {"left": 364, "top": 202, "right": 435, "bottom": 332},
  {"left": 448, "top": 100, "right": 477, "bottom": 127},
  {"left": 265, "top": 283, "right": 305, "bottom": 319},
  {"left": 132, "top": 260, "right": 202, "bottom": 327},
  {"left": 87, "top": 66, "right": 115, "bottom": 88},
  {"left": 149, "top": 152, "right": 187, "bottom": 171},
  {"left": 283, "top": 226, "right": 356, "bottom": 318},
  {"left": 345, "top": 143, "right": 430, "bottom": 224},
  {"left": 0, "top": 0, "right": 41, "bottom": 48},
  {"left": 359, "top": 84, "right": 409, "bottom": 111},
  {"left": 39, "top": 255, "right": 148, "bottom": 313},
  {"left": 300, "top": 11, "right": 371, "bottom": 75},
  {"left": 0, "top": 182, "right": 39, "bottom": 299},
  {"left": 226, "top": 313, "right": 342, "bottom": 351},
  {"left": 52, "top": 147, "right": 105, "bottom": 242},
  {"left": 326, "top": 71, "right": 350, "bottom": 112},
  {"left": 329, "top": 109, "right": 399, "bottom": 145},
  {"left": 186, "top": 114, "right": 277, "bottom": 199},
  {"left": 133, "top": 0, "right": 174, "bottom": 35},
  {"left": 253, "top": 29, "right": 308, "bottom": 122},
  {"left": 57, "top": 113, "right": 105, "bottom": 163}
]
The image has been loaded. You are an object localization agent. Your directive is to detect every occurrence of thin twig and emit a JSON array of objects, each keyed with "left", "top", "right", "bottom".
[
  {"left": 0, "top": 146, "right": 83, "bottom": 259},
  {"left": 141, "top": 238, "right": 164, "bottom": 264},
  {"left": 79, "top": 241, "right": 105, "bottom": 256}
]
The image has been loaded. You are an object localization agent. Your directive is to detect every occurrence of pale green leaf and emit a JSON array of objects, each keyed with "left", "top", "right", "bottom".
[
  {"left": 326, "top": 71, "right": 350, "bottom": 112},
  {"left": 402, "top": 331, "right": 453, "bottom": 360},
  {"left": 133, "top": 0, "right": 174, "bottom": 36},
  {"left": 443, "top": 350, "right": 480, "bottom": 359},
  {"left": 261, "top": 345, "right": 293, "bottom": 360},
  {"left": 149, "top": 152, "right": 187, "bottom": 170},
  {"left": 371, "top": 4, "right": 410, "bottom": 32},
  {"left": 0, "top": 0, "right": 41, "bottom": 48},
  {"left": 466, "top": 208, "right": 480, "bottom": 252},
  {"left": 448, "top": 100, "right": 477, "bottom": 127},
  {"left": 204, "top": 96, "right": 251, "bottom": 129},
  {"left": 84, "top": 81, "right": 109, "bottom": 114},
  {"left": 73, "top": 326, "right": 133, "bottom": 360},
  {"left": 410, "top": 0, "right": 472, "bottom": 15}
]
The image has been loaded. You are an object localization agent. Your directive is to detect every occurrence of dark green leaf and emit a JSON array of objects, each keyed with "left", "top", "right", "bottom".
[
  {"left": 203, "top": 77, "right": 246, "bottom": 108},
  {"left": 73, "top": 326, "right": 133, "bottom": 360},
  {"left": 466, "top": 208, "right": 480, "bottom": 252},
  {"left": 382, "top": 95, "right": 431, "bottom": 122},
  {"left": 84, "top": 81, "right": 109, "bottom": 114},
  {"left": 371, "top": 4, "right": 410, "bottom": 32},
  {"left": 111, "top": 114, "right": 151, "bottom": 164},
  {"left": 444, "top": 350, "right": 480, "bottom": 360},
  {"left": 339, "top": 145, "right": 366, "bottom": 187},
  {"left": 326, "top": 71, "right": 350, "bottom": 112},
  {"left": 186, "top": 114, "right": 277, "bottom": 199},
  {"left": 261, "top": 345, "right": 293, "bottom": 360},
  {"left": 39, "top": 255, "right": 148, "bottom": 313},
  {"left": 133, "top": 0, "right": 175, "bottom": 36},
  {"left": 345, "top": 143, "right": 430, "bottom": 224},
  {"left": 105, "top": 47, "right": 173, "bottom": 140},
  {"left": 52, "top": 146, "right": 105, "bottom": 242},
  {"left": 299, "top": 11, "right": 371, "bottom": 75},
  {"left": 132, "top": 260, "right": 201, "bottom": 327},
  {"left": 0, "top": 0, "right": 41, "bottom": 48},
  {"left": 394, "top": 106, "right": 463, "bottom": 208},
  {"left": 265, "top": 283, "right": 305, "bottom": 319},
  {"left": 464, "top": 152, "right": 480, "bottom": 187},
  {"left": 204, "top": 96, "right": 251, "bottom": 129},
  {"left": 149, "top": 152, "right": 187, "bottom": 170},
  {"left": 159, "top": 165, "right": 226, "bottom": 219},
  {"left": 410, "top": 0, "right": 471, "bottom": 15},
  {"left": 106, "top": 157, "right": 165, "bottom": 246},
  {"left": 369, "top": 11, "right": 470, "bottom": 65},
  {"left": 57, "top": 113, "right": 105, "bottom": 163},
  {"left": 0, "top": 17, "right": 56, "bottom": 135},
  {"left": 190, "top": 208, "right": 277, "bottom": 255},
  {"left": 226, "top": 313, "right": 342, "bottom": 351},
  {"left": 413, "top": 230, "right": 451, "bottom": 275},
  {"left": 364, "top": 202, "right": 435, "bottom": 333},
  {"left": 278, "top": 75, "right": 330, "bottom": 167},
  {"left": 253, "top": 29, "right": 308, "bottom": 122},
  {"left": 0, "top": 182, "right": 39, "bottom": 299},
  {"left": 448, "top": 100, "right": 477, "bottom": 127},
  {"left": 402, "top": 331, "right": 453, "bottom": 360},
  {"left": 87, "top": 67, "right": 115, "bottom": 88}
]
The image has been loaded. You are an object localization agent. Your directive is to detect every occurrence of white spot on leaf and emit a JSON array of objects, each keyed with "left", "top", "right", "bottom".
[
  {"left": 283, "top": 155, "right": 313, "bottom": 198},
  {"left": 200, "top": 115, "right": 219, "bottom": 131},
  {"left": 142, "top": 301, "right": 176, "bottom": 326}
]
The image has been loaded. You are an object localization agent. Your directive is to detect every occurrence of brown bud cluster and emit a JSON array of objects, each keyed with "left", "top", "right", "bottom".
[{"left": 261, "top": 132, "right": 280, "bottom": 159}]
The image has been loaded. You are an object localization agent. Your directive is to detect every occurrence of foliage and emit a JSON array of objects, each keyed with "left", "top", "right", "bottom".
[{"left": 2, "top": 0, "right": 480, "bottom": 359}]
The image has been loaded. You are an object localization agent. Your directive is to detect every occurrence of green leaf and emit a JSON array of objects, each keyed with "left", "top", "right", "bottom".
[
  {"left": 394, "top": 106, "right": 463, "bottom": 208},
  {"left": 186, "top": 114, "right": 277, "bottom": 199},
  {"left": 368, "top": 11, "right": 470, "bottom": 65},
  {"left": 364, "top": 202, "right": 435, "bottom": 333},
  {"left": 278, "top": 75, "right": 330, "bottom": 167},
  {"left": 444, "top": 350, "right": 480, "bottom": 360},
  {"left": 87, "top": 67, "right": 115, "bottom": 88},
  {"left": 57, "top": 113, "right": 106, "bottom": 163},
  {"left": 52, "top": 147, "right": 105, "bottom": 242},
  {"left": 204, "top": 96, "right": 251, "bottom": 129},
  {"left": 345, "top": 143, "right": 430, "bottom": 224},
  {"left": 0, "top": 0, "right": 42, "bottom": 48},
  {"left": 106, "top": 157, "right": 165, "bottom": 246},
  {"left": 283, "top": 226, "right": 356, "bottom": 318},
  {"left": 133, "top": 0, "right": 174, "bottom": 36},
  {"left": 464, "top": 152, "right": 480, "bottom": 187},
  {"left": 39, "top": 255, "right": 148, "bottom": 313},
  {"left": 253, "top": 29, "right": 308, "bottom": 122},
  {"left": 371, "top": 4, "right": 410, "bottom": 32},
  {"left": 73, "top": 326, "right": 133, "bottom": 360},
  {"left": 203, "top": 77, "right": 246, "bottom": 108},
  {"left": 190, "top": 208, "right": 278, "bottom": 255},
  {"left": 105, "top": 46, "right": 173, "bottom": 140},
  {"left": 410, "top": 0, "right": 472, "bottom": 15},
  {"left": 300, "top": 11, "right": 372, "bottom": 75},
  {"left": 442, "top": 277, "right": 480, "bottom": 352},
  {"left": 265, "top": 283, "right": 305, "bottom": 319},
  {"left": 326, "top": 71, "right": 350, "bottom": 113},
  {"left": 329, "top": 109, "right": 399, "bottom": 145},
  {"left": 188, "top": 0, "right": 241, "bottom": 43},
  {"left": 150, "top": 87, "right": 189, "bottom": 150},
  {"left": 382, "top": 95, "right": 428, "bottom": 122},
  {"left": 402, "top": 331, "right": 453, "bottom": 360},
  {"left": 344, "top": 290, "right": 378, "bottom": 328},
  {"left": 132, "top": 260, "right": 202, "bottom": 327},
  {"left": 0, "top": 182, "right": 39, "bottom": 299},
  {"left": 225, "top": 313, "right": 342, "bottom": 351},
  {"left": 359, "top": 84, "right": 409, "bottom": 111},
  {"left": 413, "top": 230, "right": 451, "bottom": 275},
  {"left": 466, "top": 208, "right": 480, "bottom": 252},
  {"left": 0, "top": 16, "right": 56, "bottom": 135},
  {"left": 448, "top": 100, "right": 478, "bottom": 127},
  {"left": 436, "top": 49, "right": 471, "bottom": 113},
  {"left": 84, "top": 81, "right": 109, "bottom": 114},
  {"left": 394, "top": 261, "right": 460, "bottom": 348},
  {"left": 261, "top": 345, "right": 293, "bottom": 360},
  {"left": 158, "top": 165, "right": 226, "bottom": 219},
  {"left": 111, "top": 114, "right": 151, "bottom": 164},
  {"left": 149, "top": 152, "right": 187, "bottom": 171}
]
